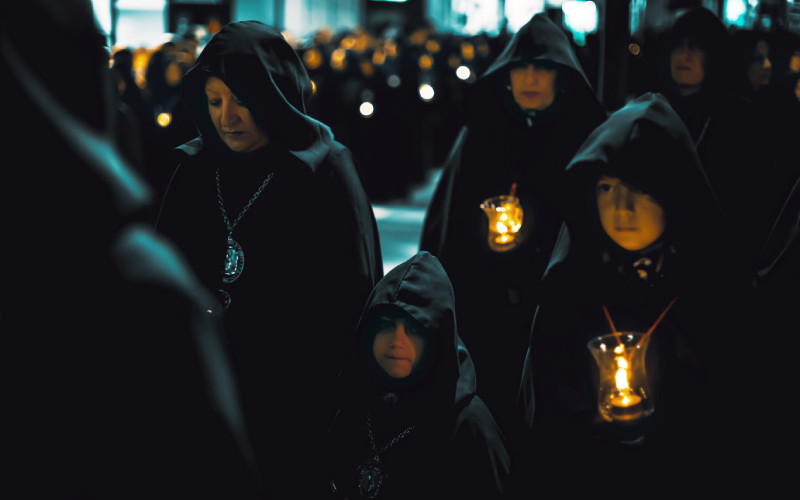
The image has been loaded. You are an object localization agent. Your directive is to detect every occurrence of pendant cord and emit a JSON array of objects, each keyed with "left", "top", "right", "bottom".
[
  {"left": 366, "top": 413, "right": 415, "bottom": 459},
  {"left": 215, "top": 168, "right": 275, "bottom": 235},
  {"left": 601, "top": 297, "right": 679, "bottom": 347}
]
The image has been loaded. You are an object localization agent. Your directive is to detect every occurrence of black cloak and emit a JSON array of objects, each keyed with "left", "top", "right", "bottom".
[
  {"left": 652, "top": 7, "right": 788, "bottom": 274},
  {"left": 154, "top": 20, "right": 383, "bottom": 498},
  {"left": 1, "top": 1, "right": 260, "bottom": 498},
  {"left": 325, "top": 252, "right": 510, "bottom": 499},
  {"left": 419, "top": 13, "right": 607, "bottom": 448},
  {"left": 517, "top": 93, "right": 771, "bottom": 496}
]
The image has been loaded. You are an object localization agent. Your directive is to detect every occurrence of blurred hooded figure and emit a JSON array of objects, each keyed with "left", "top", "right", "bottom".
[
  {"left": 732, "top": 29, "right": 800, "bottom": 188},
  {"left": 419, "top": 12, "right": 606, "bottom": 457},
  {"left": 325, "top": 251, "right": 510, "bottom": 499},
  {"left": 154, "top": 20, "right": 383, "bottom": 498},
  {"left": 518, "top": 93, "right": 769, "bottom": 496},
  {"left": 653, "top": 7, "right": 787, "bottom": 275},
  {"left": 1, "top": 1, "right": 260, "bottom": 498}
]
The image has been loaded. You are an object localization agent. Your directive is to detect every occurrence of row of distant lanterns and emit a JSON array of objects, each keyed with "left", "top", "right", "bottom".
[
  {"left": 115, "top": 0, "right": 608, "bottom": 127},
  {"left": 300, "top": 26, "right": 493, "bottom": 118}
]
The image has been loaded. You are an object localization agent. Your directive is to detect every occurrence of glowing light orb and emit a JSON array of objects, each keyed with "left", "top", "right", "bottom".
[{"left": 418, "top": 84, "right": 434, "bottom": 101}]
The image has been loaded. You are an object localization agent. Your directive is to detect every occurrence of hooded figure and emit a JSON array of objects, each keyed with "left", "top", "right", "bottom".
[
  {"left": 517, "top": 93, "right": 768, "bottom": 496},
  {"left": 154, "top": 21, "right": 383, "bottom": 498},
  {"left": 1, "top": 1, "right": 260, "bottom": 498},
  {"left": 325, "top": 252, "right": 510, "bottom": 499},
  {"left": 652, "top": 7, "right": 787, "bottom": 275},
  {"left": 419, "top": 13, "right": 607, "bottom": 452}
]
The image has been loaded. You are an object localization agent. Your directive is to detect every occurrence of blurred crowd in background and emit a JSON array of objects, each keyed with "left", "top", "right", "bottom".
[{"left": 108, "top": 10, "right": 800, "bottom": 210}]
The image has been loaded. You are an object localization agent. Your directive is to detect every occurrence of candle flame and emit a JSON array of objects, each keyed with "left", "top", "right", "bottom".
[{"left": 615, "top": 355, "right": 630, "bottom": 392}]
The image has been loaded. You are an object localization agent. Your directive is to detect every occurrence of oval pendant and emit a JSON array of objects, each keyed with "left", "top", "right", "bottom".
[
  {"left": 357, "top": 457, "right": 384, "bottom": 499},
  {"left": 222, "top": 236, "right": 244, "bottom": 284}
]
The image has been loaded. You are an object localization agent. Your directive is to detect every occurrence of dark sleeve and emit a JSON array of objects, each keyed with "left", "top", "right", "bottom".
[
  {"left": 419, "top": 126, "right": 468, "bottom": 256},
  {"left": 446, "top": 397, "right": 512, "bottom": 499},
  {"left": 309, "top": 143, "right": 384, "bottom": 370},
  {"left": 108, "top": 225, "right": 263, "bottom": 497}
]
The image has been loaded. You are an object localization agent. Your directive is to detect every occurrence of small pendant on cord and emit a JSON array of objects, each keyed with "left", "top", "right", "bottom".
[
  {"left": 222, "top": 235, "right": 244, "bottom": 284},
  {"left": 357, "top": 456, "right": 384, "bottom": 499}
]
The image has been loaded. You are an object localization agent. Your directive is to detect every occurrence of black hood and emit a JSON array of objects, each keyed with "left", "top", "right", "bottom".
[
  {"left": 180, "top": 20, "right": 333, "bottom": 171},
  {"left": 550, "top": 92, "right": 748, "bottom": 284},
  {"left": 464, "top": 13, "right": 604, "bottom": 130},
  {"left": 481, "top": 13, "right": 594, "bottom": 90},
  {"left": 655, "top": 7, "right": 742, "bottom": 102},
  {"left": 348, "top": 252, "right": 476, "bottom": 415}
]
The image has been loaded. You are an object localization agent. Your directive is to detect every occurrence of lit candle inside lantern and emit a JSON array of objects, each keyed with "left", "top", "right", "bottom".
[
  {"left": 480, "top": 195, "right": 524, "bottom": 252},
  {"left": 588, "top": 332, "right": 653, "bottom": 425},
  {"left": 609, "top": 347, "right": 644, "bottom": 422}
]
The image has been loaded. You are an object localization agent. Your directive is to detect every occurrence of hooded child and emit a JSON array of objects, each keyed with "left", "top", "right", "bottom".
[
  {"left": 517, "top": 93, "right": 763, "bottom": 496},
  {"left": 325, "top": 251, "right": 511, "bottom": 499},
  {"left": 154, "top": 20, "right": 383, "bottom": 498}
]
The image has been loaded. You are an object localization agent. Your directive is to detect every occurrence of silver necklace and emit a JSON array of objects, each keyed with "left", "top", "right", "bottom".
[
  {"left": 215, "top": 168, "right": 275, "bottom": 287},
  {"left": 357, "top": 413, "right": 415, "bottom": 499}
]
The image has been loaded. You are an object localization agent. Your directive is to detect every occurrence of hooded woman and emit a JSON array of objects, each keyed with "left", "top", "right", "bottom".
[
  {"left": 325, "top": 251, "right": 510, "bottom": 499},
  {"left": 419, "top": 12, "right": 607, "bottom": 452},
  {"left": 154, "top": 21, "right": 383, "bottom": 498},
  {"left": 651, "top": 7, "right": 788, "bottom": 275},
  {"left": 517, "top": 93, "right": 766, "bottom": 496}
]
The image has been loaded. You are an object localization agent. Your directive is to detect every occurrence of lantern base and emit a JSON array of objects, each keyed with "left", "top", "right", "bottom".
[{"left": 488, "top": 237, "right": 518, "bottom": 252}]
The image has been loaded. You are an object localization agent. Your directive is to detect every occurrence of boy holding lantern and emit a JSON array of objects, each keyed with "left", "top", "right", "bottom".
[{"left": 517, "top": 93, "right": 762, "bottom": 496}]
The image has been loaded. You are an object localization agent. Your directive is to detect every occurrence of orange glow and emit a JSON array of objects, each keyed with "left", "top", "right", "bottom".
[
  {"left": 425, "top": 39, "right": 441, "bottom": 53},
  {"left": 610, "top": 348, "right": 643, "bottom": 421},
  {"left": 341, "top": 36, "right": 356, "bottom": 50},
  {"left": 354, "top": 32, "right": 371, "bottom": 53},
  {"left": 207, "top": 18, "right": 222, "bottom": 35},
  {"left": 372, "top": 49, "right": 386, "bottom": 65},
  {"left": 331, "top": 48, "right": 347, "bottom": 71},
  {"left": 448, "top": 55, "right": 461, "bottom": 68},
  {"left": 165, "top": 61, "right": 182, "bottom": 86},
  {"left": 360, "top": 60, "right": 374, "bottom": 77},
  {"left": 628, "top": 43, "right": 641, "bottom": 56},
  {"left": 418, "top": 54, "right": 433, "bottom": 70},
  {"left": 157, "top": 112, "right": 172, "bottom": 128},
  {"left": 588, "top": 334, "right": 650, "bottom": 424},
  {"left": 303, "top": 48, "right": 323, "bottom": 70},
  {"left": 461, "top": 42, "right": 475, "bottom": 61},
  {"left": 310, "top": 79, "right": 317, "bottom": 94},
  {"left": 385, "top": 39, "right": 398, "bottom": 58},
  {"left": 790, "top": 51, "right": 800, "bottom": 73},
  {"left": 480, "top": 195, "right": 524, "bottom": 252},
  {"left": 409, "top": 28, "right": 430, "bottom": 45},
  {"left": 133, "top": 49, "right": 149, "bottom": 89}
]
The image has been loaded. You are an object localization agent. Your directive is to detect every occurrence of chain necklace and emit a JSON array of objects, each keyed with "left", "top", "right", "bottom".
[
  {"left": 215, "top": 168, "right": 275, "bottom": 291},
  {"left": 357, "top": 413, "right": 415, "bottom": 499}
]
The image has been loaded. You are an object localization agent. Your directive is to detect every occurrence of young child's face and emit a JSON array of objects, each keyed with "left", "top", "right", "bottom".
[
  {"left": 596, "top": 175, "right": 665, "bottom": 251},
  {"left": 372, "top": 315, "right": 427, "bottom": 379}
]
